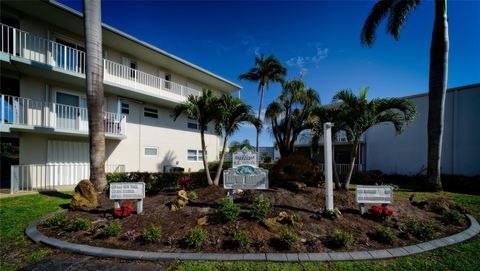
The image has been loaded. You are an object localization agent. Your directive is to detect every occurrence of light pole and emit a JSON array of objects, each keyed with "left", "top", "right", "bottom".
[{"left": 324, "top": 122, "right": 334, "bottom": 211}]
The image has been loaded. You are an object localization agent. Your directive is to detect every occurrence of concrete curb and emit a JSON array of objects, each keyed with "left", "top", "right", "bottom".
[{"left": 26, "top": 212, "right": 480, "bottom": 262}]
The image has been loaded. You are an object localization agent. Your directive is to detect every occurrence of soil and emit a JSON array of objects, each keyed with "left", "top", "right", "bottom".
[{"left": 38, "top": 186, "right": 468, "bottom": 253}]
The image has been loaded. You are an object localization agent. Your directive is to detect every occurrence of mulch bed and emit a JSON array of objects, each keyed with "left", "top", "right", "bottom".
[{"left": 38, "top": 186, "right": 468, "bottom": 253}]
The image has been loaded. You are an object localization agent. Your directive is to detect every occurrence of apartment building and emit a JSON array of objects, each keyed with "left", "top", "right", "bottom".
[{"left": 0, "top": 0, "right": 241, "bottom": 191}]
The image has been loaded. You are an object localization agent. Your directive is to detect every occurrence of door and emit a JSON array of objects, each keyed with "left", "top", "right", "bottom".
[{"left": 55, "top": 91, "right": 81, "bottom": 130}]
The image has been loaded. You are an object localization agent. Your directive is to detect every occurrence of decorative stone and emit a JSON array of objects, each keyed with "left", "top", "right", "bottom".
[
  {"left": 272, "top": 151, "right": 322, "bottom": 188},
  {"left": 70, "top": 179, "right": 98, "bottom": 211},
  {"left": 171, "top": 190, "right": 189, "bottom": 211},
  {"left": 197, "top": 216, "right": 208, "bottom": 226}
]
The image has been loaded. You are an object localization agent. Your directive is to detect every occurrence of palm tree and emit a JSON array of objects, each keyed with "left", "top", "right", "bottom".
[
  {"left": 229, "top": 139, "right": 255, "bottom": 153},
  {"left": 239, "top": 54, "right": 287, "bottom": 153},
  {"left": 333, "top": 88, "right": 416, "bottom": 190},
  {"left": 213, "top": 95, "right": 261, "bottom": 185},
  {"left": 83, "top": 0, "right": 106, "bottom": 191},
  {"left": 265, "top": 79, "right": 320, "bottom": 157},
  {"left": 361, "top": 0, "right": 449, "bottom": 191},
  {"left": 171, "top": 89, "right": 218, "bottom": 185}
]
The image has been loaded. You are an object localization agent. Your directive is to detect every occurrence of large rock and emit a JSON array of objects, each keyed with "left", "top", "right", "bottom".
[
  {"left": 272, "top": 151, "right": 322, "bottom": 187},
  {"left": 70, "top": 179, "right": 98, "bottom": 211}
]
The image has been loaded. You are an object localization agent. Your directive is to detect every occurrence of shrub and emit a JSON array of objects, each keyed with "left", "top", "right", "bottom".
[
  {"left": 352, "top": 170, "right": 385, "bottom": 185},
  {"left": 405, "top": 219, "right": 439, "bottom": 241},
  {"left": 44, "top": 213, "right": 69, "bottom": 228},
  {"left": 98, "top": 221, "right": 122, "bottom": 238},
  {"left": 292, "top": 212, "right": 303, "bottom": 223},
  {"left": 185, "top": 227, "right": 208, "bottom": 248},
  {"left": 322, "top": 208, "right": 341, "bottom": 220},
  {"left": 331, "top": 229, "right": 354, "bottom": 248},
  {"left": 277, "top": 230, "right": 299, "bottom": 249},
  {"left": 188, "top": 191, "right": 198, "bottom": 201},
  {"left": 368, "top": 205, "right": 394, "bottom": 220},
  {"left": 143, "top": 225, "right": 162, "bottom": 243},
  {"left": 217, "top": 198, "right": 241, "bottom": 222},
  {"left": 440, "top": 209, "right": 466, "bottom": 226},
  {"left": 65, "top": 218, "right": 91, "bottom": 232},
  {"left": 178, "top": 175, "right": 193, "bottom": 189},
  {"left": 114, "top": 205, "right": 135, "bottom": 218},
  {"left": 372, "top": 226, "right": 398, "bottom": 245},
  {"left": 250, "top": 196, "right": 272, "bottom": 220},
  {"left": 208, "top": 161, "right": 232, "bottom": 172},
  {"left": 124, "top": 229, "right": 139, "bottom": 241},
  {"left": 232, "top": 230, "right": 250, "bottom": 249}
]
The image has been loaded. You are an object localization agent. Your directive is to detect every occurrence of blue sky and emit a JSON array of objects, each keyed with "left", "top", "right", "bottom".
[{"left": 59, "top": 0, "right": 480, "bottom": 147}]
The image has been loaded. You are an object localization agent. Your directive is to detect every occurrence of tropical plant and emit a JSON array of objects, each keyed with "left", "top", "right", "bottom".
[
  {"left": 239, "top": 54, "right": 287, "bottom": 152},
  {"left": 250, "top": 196, "right": 272, "bottom": 221},
  {"left": 171, "top": 89, "right": 218, "bottom": 185},
  {"left": 229, "top": 139, "right": 255, "bottom": 153},
  {"left": 142, "top": 225, "right": 162, "bottom": 243},
  {"left": 184, "top": 227, "right": 208, "bottom": 248},
  {"left": 83, "top": 0, "right": 106, "bottom": 191},
  {"left": 217, "top": 197, "right": 241, "bottom": 222},
  {"left": 213, "top": 95, "right": 261, "bottom": 185},
  {"left": 332, "top": 88, "right": 416, "bottom": 190},
  {"left": 361, "top": 0, "right": 449, "bottom": 191},
  {"left": 265, "top": 79, "right": 320, "bottom": 157}
]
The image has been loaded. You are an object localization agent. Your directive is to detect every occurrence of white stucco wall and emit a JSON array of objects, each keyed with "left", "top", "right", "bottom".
[{"left": 365, "top": 85, "right": 480, "bottom": 176}]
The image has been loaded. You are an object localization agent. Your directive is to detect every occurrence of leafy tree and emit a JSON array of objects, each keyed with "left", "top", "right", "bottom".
[
  {"left": 239, "top": 54, "right": 287, "bottom": 152},
  {"left": 332, "top": 88, "right": 416, "bottom": 190},
  {"left": 172, "top": 89, "right": 218, "bottom": 185},
  {"left": 361, "top": 0, "right": 449, "bottom": 191},
  {"left": 213, "top": 95, "right": 261, "bottom": 185},
  {"left": 265, "top": 79, "right": 320, "bottom": 157},
  {"left": 83, "top": 0, "right": 106, "bottom": 191},
  {"left": 229, "top": 139, "right": 255, "bottom": 154}
]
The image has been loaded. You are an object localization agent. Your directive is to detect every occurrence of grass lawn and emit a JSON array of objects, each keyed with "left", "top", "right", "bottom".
[{"left": 0, "top": 189, "right": 479, "bottom": 271}]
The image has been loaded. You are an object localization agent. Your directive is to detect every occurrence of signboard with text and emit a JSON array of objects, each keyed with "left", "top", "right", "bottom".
[
  {"left": 224, "top": 147, "right": 268, "bottom": 190},
  {"left": 110, "top": 182, "right": 145, "bottom": 200}
]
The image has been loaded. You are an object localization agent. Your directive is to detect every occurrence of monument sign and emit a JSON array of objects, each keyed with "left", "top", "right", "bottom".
[
  {"left": 223, "top": 147, "right": 268, "bottom": 191},
  {"left": 109, "top": 182, "right": 145, "bottom": 214}
]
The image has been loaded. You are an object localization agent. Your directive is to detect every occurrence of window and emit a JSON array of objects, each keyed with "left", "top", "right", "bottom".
[
  {"left": 164, "top": 73, "right": 171, "bottom": 89},
  {"left": 187, "top": 117, "right": 198, "bottom": 130},
  {"left": 121, "top": 103, "right": 129, "bottom": 114},
  {"left": 187, "top": 149, "right": 205, "bottom": 161},
  {"left": 144, "top": 147, "right": 158, "bottom": 156},
  {"left": 144, "top": 107, "right": 158, "bottom": 118},
  {"left": 130, "top": 61, "right": 137, "bottom": 78}
]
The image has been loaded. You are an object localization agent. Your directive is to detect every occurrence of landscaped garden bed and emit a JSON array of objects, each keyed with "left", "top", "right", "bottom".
[{"left": 37, "top": 185, "right": 469, "bottom": 253}]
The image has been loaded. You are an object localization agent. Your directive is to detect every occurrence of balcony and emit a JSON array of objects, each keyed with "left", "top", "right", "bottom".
[
  {"left": 0, "top": 23, "right": 201, "bottom": 103},
  {"left": 1, "top": 95, "right": 126, "bottom": 139}
]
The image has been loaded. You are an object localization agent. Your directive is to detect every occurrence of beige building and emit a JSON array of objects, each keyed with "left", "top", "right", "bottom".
[{"left": 0, "top": 0, "right": 241, "bottom": 192}]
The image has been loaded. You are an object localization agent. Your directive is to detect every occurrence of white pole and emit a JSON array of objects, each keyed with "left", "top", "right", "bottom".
[{"left": 324, "top": 122, "right": 334, "bottom": 210}]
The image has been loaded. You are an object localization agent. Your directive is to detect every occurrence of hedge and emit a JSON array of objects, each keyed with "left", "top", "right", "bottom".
[{"left": 106, "top": 171, "right": 212, "bottom": 195}]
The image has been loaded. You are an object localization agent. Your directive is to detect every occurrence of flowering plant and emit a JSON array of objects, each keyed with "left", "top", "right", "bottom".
[
  {"left": 178, "top": 175, "right": 193, "bottom": 189},
  {"left": 368, "top": 205, "right": 394, "bottom": 220},
  {"left": 114, "top": 204, "right": 134, "bottom": 218},
  {"left": 124, "top": 229, "right": 139, "bottom": 241}
]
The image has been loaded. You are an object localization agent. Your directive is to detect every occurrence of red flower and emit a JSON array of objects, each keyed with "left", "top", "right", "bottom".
[
  {"left": 114, "top": 204, "right": 134, "bottom": 217},
  {"left": 368, "top": 205, "right": 394, "bottom": 220},
  {"left": 178, "top": 175, "right": 193, "bottom": 189}
]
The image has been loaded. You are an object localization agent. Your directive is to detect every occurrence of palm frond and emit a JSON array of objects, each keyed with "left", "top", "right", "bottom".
[
  {"left": 387, "top": 0, "right": 420, "bottom": 40},
  {"left": 361, "top": 0, "right": 396, "bottom": 47}
]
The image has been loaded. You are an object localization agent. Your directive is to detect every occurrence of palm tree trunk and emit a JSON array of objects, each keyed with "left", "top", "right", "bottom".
[
  {"left": 200, "top": 130, "right": 213, "bottom": 185},
  {"left": 342, "top": 141, "right": 359, "bottom": 191},
  {"left": 256, "top": 85, "right": 265, "bottom": 154},
  {"left": 83, "top": 0, "right": 106, "bottom": 192},
  {"left": 427, "top": 0, "right": 448, "bottom": 192},
  {"left": 213, "top": 135, "right": 228, "bottom": 186}
]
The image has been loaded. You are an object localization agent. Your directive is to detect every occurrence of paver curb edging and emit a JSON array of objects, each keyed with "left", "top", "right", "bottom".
[{"left": 26, "top": 211, "right": 480, "bottom": 262}]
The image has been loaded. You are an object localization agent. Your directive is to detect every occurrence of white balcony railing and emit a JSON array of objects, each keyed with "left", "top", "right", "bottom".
[
  {"left": 1, "top": 23, "right": 201, "bottom": 100},
  {"left": 1, "top": 94, "right": 126, "bottom": 136},
  {"left": 10, "top": 164, "right": 126, "bottom": 193}
]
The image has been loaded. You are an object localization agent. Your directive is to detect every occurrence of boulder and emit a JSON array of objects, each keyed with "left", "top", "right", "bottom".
[
  {"left": 70, "top": 179, "right": 98, "bottom": 211},
  {"left": 272, "top": 151, "right": 322, "bottom": 188}
]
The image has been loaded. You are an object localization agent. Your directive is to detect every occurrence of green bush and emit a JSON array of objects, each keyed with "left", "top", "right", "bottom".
[
  {"left": 188, "top": 191, "right": 198, "bottom": 201},
  {"left": 217, "top": 198, "right": 241, "bottom": 222},
  {"left": 232, "top": 230, "right": 250, "bottom": 249},
  {"left": 208, "top": 161, "right": 232, "bottom": 172},
  {"left": 372, "top": 226, "right": 398, "bottom": 245},
  {"left": 351, "top": 170, "right": 385, "bottom": 185},
  {"left": 65, "top": 218, "right": 91, "bottom": 232},
  {"left": 405, "top": 219, "right": 439, "bottom": 241},
  {"left": 44, "top": 213, "right": 69, "bottom": 228},
  {"left": 440, "top": 209, "right": 466, "bottom": 225},
  {"left": 322, "top": 208, "right": 342, "bottom": 220},
  {"left": 278, "top": 230, "right": 299, "bottom": 249},
  {"left": 98, "top": 221, "right": 122, "bottom": 238},
  {"left": 331, "top": 229, "right": 354, "bottom": 248},
  {"left": 250, "top": 196, "right": 272, "bottom": 220},
  {"left": 142, "top": 225, "right": 162, "bottom": 243},
  {"left": 185, "top": 227, "right": 208, "bottom": 248},
  {"left": 292, "top": 212, "right": 303, "bottom": 223}
]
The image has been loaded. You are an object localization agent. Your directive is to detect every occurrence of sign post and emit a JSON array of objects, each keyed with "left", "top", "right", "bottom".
[
  {"left": 109, "top": 182, "right": 146, "bottom": 214},
  {"left": 324, "top": 122, "right": 334, "bottom": 211}
]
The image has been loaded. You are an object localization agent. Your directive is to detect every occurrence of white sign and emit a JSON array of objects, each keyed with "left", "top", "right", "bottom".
[
  {"left": 232, "top": 147, "right": 257, "bottom": 168},
  {"left": 110, "top": 182, "right": 145, "bottom": 200},
  {"left": 356, "top": 185, "right": 393, "bottom": 204}
]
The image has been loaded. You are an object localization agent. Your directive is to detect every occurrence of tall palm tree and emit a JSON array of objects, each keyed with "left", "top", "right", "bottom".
[
  {"left": 83, "top": 0, "right": 106, "bottom": 191},
  {"left": 265, "top": 79, "right": 320, "bottom": 157},
  {"left": 213, "top": 95, "right": 261, "bottom": 185},
  {"left": 229, "top": 139, "right": 255, "bottom": 153},
  {"left": 171, "top": 89, "right": 218, "bottom": 185},
  {"left": 361, "top": 0, "right": 449, "bottom": 191},
  {"left": 239, "top": 54, "right": 287, "bottom": 153},
  {"left": 333, "top": 88, "right": 416, "bottom": 190}
]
